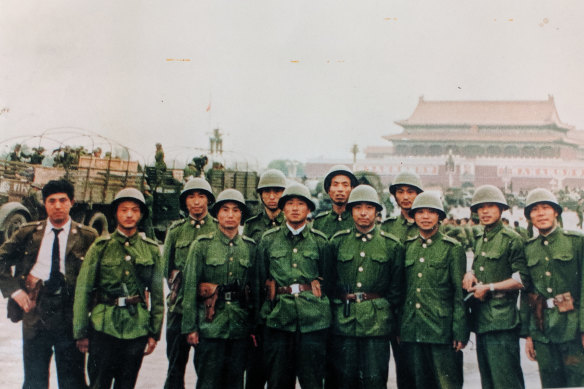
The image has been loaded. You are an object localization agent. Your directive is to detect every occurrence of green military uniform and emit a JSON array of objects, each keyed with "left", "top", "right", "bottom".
[
  {"left": 181, "top": 231, "right": 256, "bottom": 389},
  {"left": 524, "top": 227, "right": 584, "bottom": 388},
  {"left": 73, "top": 230, "right": 164, "bottom": 388},
  {"left": 257, "top": 225, "right": 331, "bottom": 389},
  {"left": 470, "top": 220, "right": 529, "bottom": 389},
  {"left": 162, "top": 214, "right": 217, "bottom": 388},
  {"left": 401, "top": 232, "right": 469, "bottom": 389},
  {"left": 312, "top": 209, "right": 353, "bottom": 237},
  {"left": 514, "top": 225, "right": 529, "bottom": 241},
  {"left": 328, "top": 226, "right": 404, "bottom": 389},
  {"left": 381, "top": 213, "right": 418, "bottom": 242},
  {"left": 243, "top": 210, "right": 285, "bottom": 243}
]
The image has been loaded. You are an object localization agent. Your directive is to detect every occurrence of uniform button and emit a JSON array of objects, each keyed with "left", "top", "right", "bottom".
[
  {"left": 358, "top": 266, "right": 364, "bottom": 272},
  {"left": 416, "top": 288, "right": 421, "bottom": 293},
  {"left": 293, "top": 248, "right": 298, "bottom": 253},
  {"left": 362, "top": 237, "right": 367, "bottom": 242},
  {"left": 427, "top": 239, "right": 432, "bottom": 244},
  {"left": 229, "top": 242, "right": 233, "bottom": 247},
  {"left": 544, "top": 240, "right": 549, "bottom": 246},
  {"left": 125, "top": 255, "right": 131, "bottom": 261},
  {"left": 226, "top": 301, "right": 231, "bottom": 305},
  {"left": 200, "top": 220, "right": 205, "bottom": 225},
  {"left": 367, "top": 234, "right": 372, "bottom": 240},
  {"left": 422, "top": 243, "right": 427, "bottom": 248},
  {"left": 419, "top": 257, "right": 425, "bottom": 263},
  {"left": 545, "top": 257, "right": 550, "bottom": 261},
  {"left": 124, "top": 241, "right": 130, "bottom": 246},
  {"left": 545, "top": 271, "right": 551, "bottom": 276},
  {"left": 415, "top": 303, "right": 421, "bottom": 309},
  {"left": 125, "top": 270, "right": 130, "bottom": 276},
  {"left": 228, "top": 272, "right": 233, "bottom": 276},
  {"left": 292, "top": 263, "right": 297, "bottom": 268},
  {"left": 417, "top": 273, "right": 423, "bottom": 278},
  {"left": 360, "top": 252, "right": 365, "bottom": 258},
  {"left": 479, "top": 266, "right": 484, "bottom": 272},
  {"left": 547, "top": 287, "right": 553, "bottom": 293},
  {"left": 229, "top": 257, "right": 234, "bottom": 262},
  {"left": 356, "top": 282, "right": 362, "bottom": 288},
  {"left": 195, "top": 224, "right": 200, "bottom": 229},
  {"left": 190, "top": 220, "right": 195, "bottom": 225},
  {"left": 481, "top": 252, "right": 486, "bottom": 256},
  {"left": 272, "top": 222, "right": 276, "bottom": 226},
  {"left": 483, "top": 237, "right": 488, "bottom": 242},
  {"left": 338, "top": 216, "right": 342, "bottom": 221}
]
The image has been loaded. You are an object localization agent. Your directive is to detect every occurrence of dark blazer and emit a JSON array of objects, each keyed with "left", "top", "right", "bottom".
[{"left": 0, "top": 220, "right": 97, "bottom": 338}]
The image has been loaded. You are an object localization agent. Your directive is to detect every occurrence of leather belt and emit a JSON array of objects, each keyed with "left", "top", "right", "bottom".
[
  {"left": 277, "top": 283, "right": 311, "bottom": 295},
  {"left": 341, "top": 292, "right": 382, "bottom": 303},
  {"left": 222, "top": 291, "right": 243, "bottom": 301}
]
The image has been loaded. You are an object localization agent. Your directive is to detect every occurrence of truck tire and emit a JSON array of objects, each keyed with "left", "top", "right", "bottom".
[
  {"left": 2, "top": 212, "right": 28, "bottom": 243},
  {"left": 88, "top": 212, "right": 109, "bottom": 237}
]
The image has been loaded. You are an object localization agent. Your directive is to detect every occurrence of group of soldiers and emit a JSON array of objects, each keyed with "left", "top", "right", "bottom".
[{"left": 0, "top": 162, "right": 583, "bottom": 389}]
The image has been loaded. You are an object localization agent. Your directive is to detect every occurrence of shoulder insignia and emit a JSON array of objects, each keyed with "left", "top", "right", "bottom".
[
  {"left": 241, "top": 235, "right": 257, "bottom": 245},
  {"left": 404, "top": 234, "right": 418, "bottom": 243},
  {"left": 310, "top": 227, "right": 328, "bottom": 240},
  {"left": 501, "top": 227, "right": 521, "bottom": 239},
  {"left": 195, "top": 232, "right": 215, "bottom": 242},
  {"left": 381, "top": 216, "right": 398, "bottom": 225},
  {"left": 168, "top": 218, "right": 187, "bottom": 230},
  {"left": 262, "top": 226, "right": 281, "bottom": 237},
  {"left": 20, "top": 220, "right": 42, "bottom": 231},
  {"left": 245, "top": 214, "right": 261, "bottom": 224},
  {"left": 442, "top": 234, "right": 461, "bottom": 246},
  {"left": 141, "top": 235, "right": 159, "bottom": 246},
  {"left": 381, "top": 230, "right": 401, "bottom": 243},
  {"left": 330, "top": 229, "right": 351, "bottom": 240},
  {"left": 314, "top": 210, "right": 330, "bottom": 220},
  {"left": 93, "top": 235, "right": 112, "bottom": 245},
  {"left": 526, "top": 236, "right": 538, "bottom": 244},
  {"left": 563, "top": 229, "right": 584, "bottom": 238}
]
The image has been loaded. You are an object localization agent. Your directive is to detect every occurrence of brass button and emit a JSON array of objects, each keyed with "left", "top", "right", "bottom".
[
  {"left": 292, "top": 263, "right": 297, "bottom": 268},
  {"left": 544, "top": 241, "right": 549, "bottom": 246},
  {"left": 125, "top": 255, "right": 131, "bottom": 261},
  {"left": 293, "top": 248, "right": 298, "bottom": 253},
  {"left": 362, "top": 237, "right": 367, "bottom": 242},
  {"left": 481, "top": 252, "right": 486, "bottom": 256},
  {"left": 419, "top": 257, "right": 425, "bottom": 263},
  {"left": 196, "top": 225, "right": 200, "bottom": 229},
  {"left": 360, "top": 252, "right": 365, "bottom": 258},
  {"left": 358, "top": 266, "right": 364, "bottom": 272},
  {"left": 415, "top": 303, "right": 421, "bottom": 309},
  {"left": 338, "top": 216, "right": 342, "bottom": 221},
  {"left": 479, "top": 266, "right": 484, "bottom": 271},
  {"left": 226, "top": 301, "right": 231, "bottom": 305},
  {"left": 125, "top": 270, "right": 130, "bottom": 276},
  {"left": 228, "top": 272, "right": 233, "bottom": 276},
  {"left": 356, "top": 282, "right": 362, "bottom": 288},
  {"left": 200, "top": 220, "right": 205, "bottom": 225},
  {"left": 422, "top": 243, "right": 427, "bottom": 248},
  {"left": 547, "top": 287, "right": 553, "bottom": 293},
  {"left": 545, "top": 271, "right": 551, "bottom": 276},
  {"left": 124, "top": 241, "right": 130, "bottom": 246},
  {"left": 416, "top": 288, "right": 421, "bottom": 293},
  {"left": 545, "top": 257, "right": 550, "bottom": 261},
  {"left": 190, "top": 220, "right": 195, "bottom": 225},
  {"left": 229, "top": 242, "right": 233, "bottom": 247},
  {"left": 483, "top": 237, "right": 488, "bottom": 242},
  {"left": 427, "top": 239, "right": 432, "bottom": 244},
  {"left": 417, "top": 273, "right": 423, "bottom": 278},
  {"left": 229, "top": 257, "right": 234, "bottom": 262}
]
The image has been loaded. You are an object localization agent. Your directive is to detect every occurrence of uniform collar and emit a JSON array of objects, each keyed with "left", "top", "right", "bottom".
[
  {"left": 419, "top": 231, "right": 441, "bottom": 246},
  {"left": 262, "top": 210, "right": 285, "bottom": 227},
  {"left": 285, "top": 223, "right": 308, "bottom": 238},
  {"left": 331, "top": 208, "right": 351, "bottom": 222},
  {"left": 218, "top": 231, "right": 240, "bottom": 246},
  {"left": 355, "top": 226, "right": 376, "bottom": 241},
  {"left": 45, "top": 218, "right": 71, "bottom": 237},
  {"left": 189, "top": 213, "right": 211, "bottom": 227},
  {"left": 399, "top": 213, "right": 415, "bottom": 226},
  {"left": 113, "top": 229, "right": 140, "bottom": 245},
  {"left": 483, "top": 220, "right": 503, "bottom": 240},
  {"left": 538, "top": 226, "right": 560, "bottom": 245}
]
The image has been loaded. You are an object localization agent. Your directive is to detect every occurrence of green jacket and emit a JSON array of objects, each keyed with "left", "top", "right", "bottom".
[
  {"left": 73, "top": 230, "right": 164, "bottom": 341},
  {"left": 181, "top": 231, "right": 256, "bottom": 339},
  {"left": 243, "top": 210, "right": 285, "bottom": 243},
  {"left": 469, "top": 221, "right": 530, "bottom": 334},
  {"left": 162, "top": 214, "right": 217, "bottom": 314},
  {"left": 329, "top": 226, "right": 404, "bottom": 337},
  {"left": 524, "top": 228, "right": 584, "bottom": 343},
  {"left": 257, "top": 225, "right": 331, "bottom": 333},
  {"left": 401, "top": 232, "right": 469, "bottom": 344},
  {"left": 381, "top": 213, "right": 418, "bottom": 243},
  {"left": 312, "top": 209, "right": 353, "bottom": 238},
  {"left": 0, "top": 220, "right": 97, "bottom": 339}
]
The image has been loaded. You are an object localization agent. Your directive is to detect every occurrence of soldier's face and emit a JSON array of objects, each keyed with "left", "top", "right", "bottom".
[
  {"left": 283, "top": 198, "right": 310, "bottom": 226},
  {"left": 530, "top": 203, "right": 558, "bottom": 233},
  {"left": 261, "top": 188, "right": 285, "bottom": 211},
  {"left": 394, "top": 186, "right": 418, "bottom": 210},
  {"left": 414, "top": 208, "right": 440, "bottom": 232},
  {"left": 328, "top": 175, "right": 352, "bottom": 205},
  {"left": 44, "top": 193, "right": 73, "bottom": 227},
  {"left": 185, "top": 191, "right": 209, "bottom": 219},
  {"left": 476, "top": 203, "right": 502, "bottom": 226},
  {"left": 217, "top": 202, "right": 242, "bottom": 230},
  {"left": 351, "top": 203, "right": 377, "bottom": 232},
  {"left": 116, "top": 200, "right": 142, "bottom": 232}
]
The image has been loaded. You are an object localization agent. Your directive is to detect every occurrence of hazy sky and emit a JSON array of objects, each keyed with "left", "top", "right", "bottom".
[{"left": 1, "top": 1, "right": 583, "bottom": 167}]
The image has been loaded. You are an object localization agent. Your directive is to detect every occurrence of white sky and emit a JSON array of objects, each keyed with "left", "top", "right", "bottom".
[{"left": 1, "top": 1, "right": 583, "bottom": 167}]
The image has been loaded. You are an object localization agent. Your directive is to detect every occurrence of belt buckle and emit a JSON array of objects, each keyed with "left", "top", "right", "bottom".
[
  {"left": 224, "top": 291, "right": 232, "bottom": 301},
  {"left": 290, "top": 284, "right": 300, "bottom": 295},
  {"left": 354, "top": 292, "right": 364, "bottom": 303},
  {"left": 546, "top": 298, "right": 555, "bottom": 309},
  {"left": 117, "top": 297, "right": 127, "bottom": 307}
]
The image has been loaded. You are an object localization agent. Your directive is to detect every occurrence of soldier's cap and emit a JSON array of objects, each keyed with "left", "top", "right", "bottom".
[
  {"left": 42, "top": 180, "right": 74, "bottom": 201},
  {"left": 278, "top": 183, "right": 315, "bottom": 212},
  {"left": 346, "top": 185, "right": 382, "bottom": 212},
  {"left": 323, "top": 165, "right": 358, "bottom": 193},
  {"left": 470, "top": 184, "right": 509, "bottom": 213},
  {"left": 389, "top": 171, "right": 424, "bottom": 195},
  {"left": 179, "top": 177, "right": 215, "bottom": 212},
  {"left": 111, "top": 187, "right": 148, "bottom": 219},
  {"left": 408, "top": 192, "right": 446, "bottom": 220},
  {"left": 210, "top": 188, "right": 250, "bottom": 224},
  {"left": 257, "top": 169, "right": 287, "bottom": 192},
  {"left": 524, "top": 188, "right": 562, "bottom": 219}
]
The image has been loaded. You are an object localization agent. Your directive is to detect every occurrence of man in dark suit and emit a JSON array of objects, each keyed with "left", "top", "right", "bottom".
[{"left": 0, "top": 180, "right": 98, "bottom": 389}]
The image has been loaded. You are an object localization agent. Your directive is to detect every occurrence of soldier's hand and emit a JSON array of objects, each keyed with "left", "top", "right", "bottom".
[
  {"left": 525, "top": 336, "right": 536, "bottom": 361},
  {"left": 462, "top": 272, "right": 477, "bottom": 291},
  {"left": 144, "top": 337, "right": 157, "bottom": 355},
  {"left": 187, "top": 332, "right": 199, "bottom": 346},
  {"left": 12, "top": 290, "right": 32, "bottom": 313},
  {"left": 471, "top": 284, "right": 489, "bottom": 301},
  {"left": 453, "top": 340, "right": 465, "bottom": 352},
  {"left": 76, "top": 338, "right": 89, "bottom": 353}
]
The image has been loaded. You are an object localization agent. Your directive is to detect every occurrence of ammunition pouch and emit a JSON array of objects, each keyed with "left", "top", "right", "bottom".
[
  {"left": 527, "top": 292, "right": 545, "bottom": 332},
  {"left": 198, "top": 282, "right": 219, "bottom": 322},
  {"left": 168, "top": 270, "right": 183, "bottom": 305},
  {"left": 265, "top": 279, "right": 276, "bottom": 302}
]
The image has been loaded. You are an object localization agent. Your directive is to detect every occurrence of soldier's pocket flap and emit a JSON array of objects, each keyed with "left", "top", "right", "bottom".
[
  {"left": 405, "top": 257, "right": 415, "bottom": 267},
  {"left": 553, "top": 253, "right": 573, "bottom": 262},
  {"left": 527, "top": 255, "right": 541, "bottom": 267},
  {"left": 206, "top": 255, "right": 226, "bottom": 266},
  {"left": 270, "top": 249, "right": 287, "bottom": 260},
  {"left": 370, "top": 252, "right": 389, "bottom": 263},
  {"left": 482, "top": 248, "right": 505, "bottom": 261},
  {"left": 302, "top": 250, "right": 319, "bottom": 260},
  {"left": 338, "top": 251, "right": 354, "bottom": 262},
  {"left": 135, "top": 256, "right": 154, "bottom": 266},
  {"left": 238, "top": 257, "right": 252, "bottom": 268},
  {"left": 175, "top": 239, "right": 192, "bottom": 249}
]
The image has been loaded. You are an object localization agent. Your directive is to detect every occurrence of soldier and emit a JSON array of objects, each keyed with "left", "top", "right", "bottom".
[
  {"left": 30, "top": 147, "right": 45, "bottom": 164},
  {"left": 313, "top": 165, "right": 358, "bottom": 237},
  {"left": 462, "top": 185, "right": 529, "bottom": 389},
  {"left": 182, "top": 189, "right": 256, "bottom": 389},
  {"left": 162, "top": 178, "right": 217, "bottom": 389},
  {"left": 243, "top": 168, "right": 287, "bottom": 389},
  {"left": 522, "top": 189, "right": 584, "bottom": 388},
  {"left": 0, "top": 180, "right": 97, "bottom": 389},
  {"left": 328, "top": 185, "right": 404, "bottom": 389},
  {"left": 73, "top": 188, "right": 164, "bottom": 389},
  {"left": 380, "top": 170, "right": 423, "bottom": 388},
  {"left": 401, "top": 192, "right": 469, "bottom": 389},
  {"left": 513, "top": 220, "right": 529, "bottom": 240},
  {"left": 257, "top": 183, "right": 331, "bottom": 389}
]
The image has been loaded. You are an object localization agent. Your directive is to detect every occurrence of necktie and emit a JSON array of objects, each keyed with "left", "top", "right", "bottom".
[{"left": 46, "top": 228, "right": 63, "bottom": 292}]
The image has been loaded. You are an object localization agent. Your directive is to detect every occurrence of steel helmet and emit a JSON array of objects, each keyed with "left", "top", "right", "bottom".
[
  {"left": 210, "top": 188, "right": 250, "bottom": 224},
  {"left": 389, "top": 171, "right": 424, "bottom": 195},
  {"left": 470, "top": 185, "right": 509, "bottom": 213},
  {"left": 524, "top": 188, "right": 562, "bottom": 219},
  {"left": 323, "top": 165, "right": 358, "bottom": 193},
  {"left": 257, "top": 169, "right": 287, "bottom": 192},
  {"left": 278, "top": 183, "right": 316, "bottom": 212},
  {"left": 179, "top": 178, "right": 215, "bottom": 212},
  {"left": 111, "top": 188, "right": 148, "bottom": 218},
  {"left": 346, "top": 185, "right": 382, "bottom": 212},
  {"left": 409, "top": 192, "right": 446, "bottom": 220}
]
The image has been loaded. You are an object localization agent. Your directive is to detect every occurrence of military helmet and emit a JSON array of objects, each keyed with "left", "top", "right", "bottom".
[
  {"left": 409, "top": 192, "right": 446, "bottom": 220},
  {"left": 323, "top": 165, "right": 358, "bottom": 193},
  {"left": 179, "top": 178, "right": 215, "bottom": 212},
  {"left": 278, "top": 183, "right": 315, "bottom": 212},
  {"left": 257, "top": 169, "right": 287, "bottom": 192},
  {"left": 389, "top": 171, "right": 424, "bottom": 195},
  {"left": 210, "top": 188, "right": 250, "bottom": 224},
  {"left": 111, "top": 187, "right": 148, "bottom": 218},
  {"left": 524, "top": 188, "right": 562, "bottom": 219},
  {"left": 470, "top": 185, "right": 509, "bottom": 213},
  {"left": 346, "top": 185, "right": 382, "bottom": 212}
]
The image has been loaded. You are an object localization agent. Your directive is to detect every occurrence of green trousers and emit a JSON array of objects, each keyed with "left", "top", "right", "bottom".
[
  {"left": 534, "top": 339, "right": 584, "bottom": 388},
  {"left": 476, "top": 330, "right": 524, "bottom": 389},
  {"left": 194, "top": 337, "right": 248, "bottom": 389},
  {"left": 403, "top": 342, "right": 463, "bottom": 389}
]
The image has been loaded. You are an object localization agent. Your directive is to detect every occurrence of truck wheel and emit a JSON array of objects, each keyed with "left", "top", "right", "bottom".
[
  {"left": 88, "top": 212, "right": 109, "bottom": 237},
  {"left": 3, "top": 212, "right": 28, "bottom": 242}
]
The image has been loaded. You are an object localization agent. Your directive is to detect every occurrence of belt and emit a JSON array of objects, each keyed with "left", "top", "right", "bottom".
[
  {"left": 341, "top": 292, "right": 382, "bottom": 303},
  {"left": 99, "top": 295, "right": 142, "bottom": 307},
  {"left": 277, "top": 283, "right": 311, "bottom": 295},
  {"left": 221, "top": 291, "right": 243, "bottom": 301}
]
